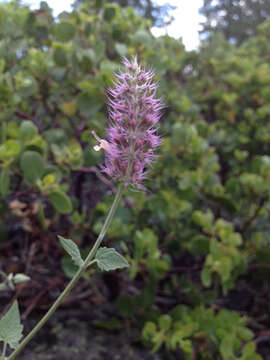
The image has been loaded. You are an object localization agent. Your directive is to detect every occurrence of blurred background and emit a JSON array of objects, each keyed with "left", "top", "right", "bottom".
[{"left": 1, "top": 0, "right": 270, "bottom": 359}]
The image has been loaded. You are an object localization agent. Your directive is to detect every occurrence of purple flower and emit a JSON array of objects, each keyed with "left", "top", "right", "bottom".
[{"left": 92, "top": 57, "right": 163, "bottom": 188}]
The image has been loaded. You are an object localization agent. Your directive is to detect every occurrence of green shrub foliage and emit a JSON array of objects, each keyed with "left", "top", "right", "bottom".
[{"left": 0, "top": 1, "right": 269, "bottom": 359}]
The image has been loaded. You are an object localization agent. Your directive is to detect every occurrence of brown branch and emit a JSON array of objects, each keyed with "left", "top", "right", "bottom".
[
  {"left": 14, "top": 110, "right": 41, "bottom": 131},
  {"left": 169, "top": 266, "right": 201, "bottom": 274},
  {"left": 22, "top": 287, "right": 48, "bottom": 320},
  {"left": 240, "top": 198, "right": 265, "bottom": 233},
  {"left": 76, "top": 166, "right": 115, "bottom": 192},
  {"left": 51, "top": 100, "right": 84, "bottom": 142},
  {"left": 247, "top": 263, "right": 270, "bottom": 271}
]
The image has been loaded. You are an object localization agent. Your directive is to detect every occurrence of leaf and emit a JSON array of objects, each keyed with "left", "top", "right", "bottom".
[
  {"left": 134, "top": 29, "right": 152, "bottom": 45},
  {"left": 95, "top": 247, "right": 129, "bottom": 272},
  {"left": 158, "top": 315, "right": 172, "bottom": 332},
  {"left": 103, "top": 5, "right": 117, "bottom": 21},
  {"left": 53, "top": 47, "right": 67, "bottom": 67},
  {"left": 58, "top": 236, "right": 84, "bottom": 268},
  {"left": 61, "top": 256, "right": 78, "bottom": 278},
  {"left": 220, "top": 334, "right": 234, "bottom": 359},
  {"left": 20, "top": 120, "right": 37, "bottom": 142},
  {"left": 13, "top": 274, "right": 31, "bottom": 284},
  {"left": 76, "top": 93, "right": 102, "bottom": 117},
  {"left": 237, "top": 326, "right": 254, "bottom": 341},
  {"left": 59, "top": 100, "right": 76, "bottom": 116},
  {"left": 0, "top": 140, "right": 21, "bottom": 162},
  {"left": 54, "top": 22, "right": 76, "bottom": 42},
  {"left": 48, "top": 190, "right": 72, "bottom": 214},
  {"left": 142, "top": 322, "right": 157, "bottom": 342},
  {"left": 242, "top": 342, "right": 255, "bottom": 357},
  {"left": 0, "top": 168, "right": 9, "bottom": 198},
  {"left": 201, "top": 266, "right": 212, "bottom": 287},
  {"left": 115, "top": 43, "right": 127, "bottom": 57},
  {"left": 20, "top": 151, "right": 45, "bottom": 184},
  {"left": 0, "top": 301, "right": 23, "bottom": 349}
]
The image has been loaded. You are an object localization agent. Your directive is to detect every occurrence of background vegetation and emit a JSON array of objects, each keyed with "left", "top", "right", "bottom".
[{"left": 1, "top": 0, "right": 270, "bottom": 359}]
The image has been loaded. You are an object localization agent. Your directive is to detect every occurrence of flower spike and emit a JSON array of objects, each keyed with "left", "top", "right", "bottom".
[{"left": 93, "top": 57, "right": 163, "bottom": 188}]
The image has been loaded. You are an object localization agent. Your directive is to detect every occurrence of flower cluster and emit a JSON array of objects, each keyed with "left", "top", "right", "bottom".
[{"left": 92, "top": 57, "right": 163, "bottom": 188}]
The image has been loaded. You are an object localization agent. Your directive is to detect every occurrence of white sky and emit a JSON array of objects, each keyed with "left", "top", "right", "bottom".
[
  {"left": 23, "top": 0, "right": 204, "bottom": 50},
  {"left": 152, "top": 0, "right": 204, "bottom": 50}
]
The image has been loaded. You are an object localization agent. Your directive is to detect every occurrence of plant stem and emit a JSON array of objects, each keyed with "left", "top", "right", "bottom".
[
  {"left": 7, "top": 184, "right": 123, "bottom": 360},
  {"left": 1, "top": 342, "right": 7, "bottom": 360}
]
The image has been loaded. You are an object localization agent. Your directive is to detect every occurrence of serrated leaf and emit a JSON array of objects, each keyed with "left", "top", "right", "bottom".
[
  {"left": 0, "top": 301, "right": 23, "bottom": 349},
  {"left": 58, "top": 236, "right": 84, "bottom": 268},
  {"left": 61, "top": 255, "right": 78, "bottom": 278},
  {"left": 13, "top": 274, "right": 31, "bottom": 284},
  {"left": 95, "top": 247, "right": 129, "bottom": 272}
]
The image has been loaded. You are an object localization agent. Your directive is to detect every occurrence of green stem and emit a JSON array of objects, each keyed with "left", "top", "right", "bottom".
[
  {"left": 7, "top": 184, "right": 123, "bottom": 360},
  {"left": 1, "top": 341, "right": 7, "bottom": 360}
]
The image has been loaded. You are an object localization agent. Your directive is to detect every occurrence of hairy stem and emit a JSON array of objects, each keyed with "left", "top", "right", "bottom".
[
  {"left": 1, "top": 342, "right": 7, "bottom": 360},
  {"left": 7, "top": 184, "right": 123, "bottom": 360}
]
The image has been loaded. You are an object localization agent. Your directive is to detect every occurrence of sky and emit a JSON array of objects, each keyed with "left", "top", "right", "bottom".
[
  {"left": 23, "top": 0, "right": 204, "bottom": 51},
  {"left": 152, "top": 0, "right": 204, "bottom": 50}
]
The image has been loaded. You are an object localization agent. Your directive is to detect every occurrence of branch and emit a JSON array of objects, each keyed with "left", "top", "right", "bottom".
[
  {"left": 75, "top": 166, "right": 115, "bottom": 192},
  {"left": 240, "top": 198, "right": 265, "bottom": 233},
  {"left": 14, "top": 110, "right": 41, "bottom": 131}
]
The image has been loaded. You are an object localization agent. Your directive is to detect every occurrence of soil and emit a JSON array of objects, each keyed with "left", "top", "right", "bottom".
[{"left": 6, "top": 306, "right": 161, "bottom": 360}]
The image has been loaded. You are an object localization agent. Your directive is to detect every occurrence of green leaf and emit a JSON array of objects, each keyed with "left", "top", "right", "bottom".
[
  {"left": 76, "top": 93, "right": 102, "bottom": 117},
  {"left": 58, "top": 236, "right": 84, "bottom": 268},
  {"left": 237, "top": 326, "right": 254, "bottom": 341},
  {"left": 54, "top": 22, "right": 76, "bottom": 42},
  {"left": 201, "top": 266, "right": 212, "bottom": 287},
  {"left": 152, "top": 332, "right": 165, "bottom": 353},
  {"left": 20, "top": 120, "right": 37, "bottom": 141},
  {"left": 220, "top": 334, "right": 234, "bottom": 359},
  {"left": 115, "top": 43, "right": 127, "bottom": 57},
  {"left": 158, "top": 315, "right": 172, "bottom": 332},
  {"left": 13, "top": 274, "right": 30, "bottom": 284},
  {"left": 134, "top": 29, "right": 152, "bottom": 45},
  {"left": 0, "top": 168, "right": 9, "bottom": 197},
  {"left": 179, "top": 339, "right": 192, "bottom": 355},
  {"left": 0, "top": 301, "right": 23, "bottom": 349},
  {"left": 20, "top": 151, "right": 45, "bottom": 184},
  {"left": 242, "top": 342, "right": 255, "bottom": 357},
  {"left": 103, "top": 5, "right": 117, "bottom": 21},
  {"left": 61, "top": 256, "right": 78, "bottom": 278},
  {"left": 53, "top": 47, "right": 67, "bottom": 67},
  {"left": 95, "top": 247, "right": 129, "bottom": 272},
  {"left": 48, "top": 190, "right": 72, "bottom": 214},
  {"left": 142, "top": 322, "right": 157, "bottom": 342},
  {"left": 0, "top": 140, "right": 21, "bottom": 162}
]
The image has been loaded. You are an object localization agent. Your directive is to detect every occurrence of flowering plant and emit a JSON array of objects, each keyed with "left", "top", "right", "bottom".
[{"left": 1, "top": 57, "right": 162, "bottom": 360}]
